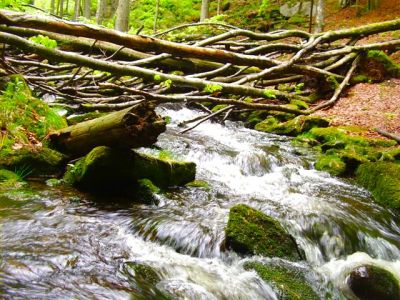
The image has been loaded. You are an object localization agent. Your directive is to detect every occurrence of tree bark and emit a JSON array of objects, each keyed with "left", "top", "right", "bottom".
[
  {"left": 200, "top": 0, "right": 209, "bottom": 22},
  {"left": 114, "top": 0, "right": 130, "bottom": 32},
  {"left": 50, "top": 103, "right": 166, "bottom": 156},
  {"left": 73, "top": 0, "right": 81, "bottom": 21},
  {"left": 315, "top": 0, "right": 324, "bottom": 33},
  {"left": 83, "top": 0, "right": 91, "bottom": 19},
  {"left": 50, "top": 0, "right": 56, "bottom": 14},
  {"left": 96, "top": 0, "right": 107, "bottom": 25}
]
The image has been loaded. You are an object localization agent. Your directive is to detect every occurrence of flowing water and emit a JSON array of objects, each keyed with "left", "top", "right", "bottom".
[{"left": 1, "top": 105, "right": 400, "bottom": 299}]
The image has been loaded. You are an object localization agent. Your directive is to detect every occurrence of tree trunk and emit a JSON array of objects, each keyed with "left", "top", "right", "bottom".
[
  {"left": 50, "top": 0, "right": 56, "bottom": 14},
  {"left": 50, "top": 103, "right": 166, "bottom": 156},
  {"left": 200, "top": 0, "right": 209, "bottom": 22},
  {"left": 217, "top": 0, "right": 221, "bottom": 15},
  {"left": 153, "top": 0, "right": 160, "bottom": 33},
  {"left": 83, "top": 0, "right": 91, "bottom": 19},
  {"left": 115, "top": 0, "right": 130, "bottom": 32},
  {"left": 96, "top": 0, "right": 107, "bottom": 25},
  {"left": 73, "top": 0, "right": 81, "bottom": 21},
  {"left": 315, "top": 0, "right": 324, "bottom": 33}
]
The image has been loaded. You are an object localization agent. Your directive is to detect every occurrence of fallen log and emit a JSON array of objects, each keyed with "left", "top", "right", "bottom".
[
  {"left": 374, "top": 128, "right": 400, "bottom": 144},
  {"left": 49, "top": 103, "right": 166, "bottom": 157}
]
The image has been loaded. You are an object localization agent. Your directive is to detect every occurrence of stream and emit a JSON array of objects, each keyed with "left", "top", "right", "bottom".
[{"left": 1, "top": 105, "right": 400, "bottom": 299}]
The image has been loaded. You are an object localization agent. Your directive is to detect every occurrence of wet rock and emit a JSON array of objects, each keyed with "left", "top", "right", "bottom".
[
  {"left": 244, "top": 262, "right": 318, "bottom": 300},
  {"left": 64, "top": 146, "right": 196, "bottom": 192},
  {"left": 346, "top": 265, "right": 400, "bottom": 300},
  {"left": 225, "top": 204, "right": 302, "bottom": 260},
  {"left": 132, "top": 151, "right": 196, "bottom": 188},
  {"left": 255, "top": 115, "right": 329, "bottom": 136},
  {"left": 356, "top": 162, "right": 400, "bottom": 212},
  {"left": 135, "top": 178, "right": 161, "bottom": 205}
]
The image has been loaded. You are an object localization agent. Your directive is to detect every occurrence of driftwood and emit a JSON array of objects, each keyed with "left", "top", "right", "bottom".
[
  {"left": 0, "top": 9, "right": 399, "bottom": 130},
  {"left": 50, "top": 103, "right": 166, "bottom": 156}
]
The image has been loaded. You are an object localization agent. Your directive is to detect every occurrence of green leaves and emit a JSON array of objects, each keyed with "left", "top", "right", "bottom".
[
  {"left": 29, "top": 35, "right": 58, "bottom": 49},
  {"left": 203, "top": 84, "right": 223, "bottom": 94}
]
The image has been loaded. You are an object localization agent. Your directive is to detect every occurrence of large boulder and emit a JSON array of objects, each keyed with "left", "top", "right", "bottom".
[
  {"left": 356, "top": 162, "right": 400, "bottom": 212},
  {"left": 244, "top": 262, "right": 318, "bottom": 300},
  {"left": 225, "top": 204, "right": 302, "bottom": 260},
  {"left": 280, "top": 2, "right": 316, "bottom": 17},
  {"left": 346, "top": 265, "right": 400, "bottom": 300},
  {"left": 64, "top": 146, "right": 196, "bottom": 192},
  {"left": 255, "top": 115, "right": 329, "bottom": 136}
]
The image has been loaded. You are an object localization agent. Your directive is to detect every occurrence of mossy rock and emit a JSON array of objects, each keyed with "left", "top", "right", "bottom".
[
  {"left": 122, "top": 262, "right": 170, "bottom": 300},
  {"left": 360, "top": 50, "right": 400, "bottom": 81},
  {"left": 64, "top": 146, "right": 196, "bottom": 192},
  {"left": 132, "top": 151, "right": 196, "bottom": 188},
  {"left": 255, "top": 115, "right": 329, "bottom": 136},
  {"left": 225, "top": 204, "right": 301, "bottom": 260},
  {"left": 346, "top": 265, "right": 400, "bottom": 300},
  {"left": 135, "top": 178, "right": 161, "bottom": 204},
  {"left": 356, "top": 162, "right": 400, "bottom": 212},
  {"left": 185, "top": 180, "right": 209, "bottom": 189},
  {"left": 315, "top": 154, "right": 347, "bottom": 176},
  {"left": 244, "top": 262, "right": 318, "bottom": 300},
  {"left": 63, "top": 146, "right": 137, "bottom": 191},
  {"left": 0, "top": 169, "right": 25, "bottom": 189},
  {"left": 0, "top": 147, "right": 66, "bottom": 176}
]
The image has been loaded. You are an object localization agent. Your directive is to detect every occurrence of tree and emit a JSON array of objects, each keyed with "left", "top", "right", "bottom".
[
  {"left": 315, "top": 0, "right": 325, "bottom": 33},
  {"left": 153, "top": 0, "right": 160, "bottom": 33},
  {"left": 73, "top": 0, "right": 81, "bottom": 21},
  {"left": 200, "top": 0, "right": 209, "bottom": 22},
  {"left": 115, "top": 0, "right": 131, "bottom": 32},
  {"left": 96, "top": 0, "right": 107, "bottom": 24},
  {"left": 83, "top": 0, "right": 91, "bottom": 19}
]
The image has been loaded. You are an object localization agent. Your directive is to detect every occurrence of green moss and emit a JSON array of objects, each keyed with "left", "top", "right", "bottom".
[
  {"left": 132, "top": 151, "right": 196, "bottom": 188},
  {"left": 185, "top": 180, "right": 209, "bottom": 189},
  {"left": 366, "top": 50, "right": 400, "bottom": 78},
  {"left": 225, "top": 204, "right": 301, "bottom": 260},
  {"left": 136, "top": 178, "right": 161, "bottom": 204},
  {"left": 63, "top": 146, "right": 136, "bottom": 191},
  {"left": 64, "top": 147, "right": 196, "bottom": 192},
  {"left": 255, "top": 116, "right": 329, "bottom": 136},
  {"left": 290, "top": 99, "right": 309, "bottom": 110},
  {"left": 352, "top": 74, "right": 373, "bottom": 84},
  {"left": 67, "top": 111, "right": 107, "bottom": 125},
  {"left": 356, "top": 162, "right": 400, "bottom": 212},
  {"left": 315, "top": 154, "right": 347, "bottom": 176},
  {"left": 0, "top": 169, "right": 24, "bottom": 189},
  {"left": 211, "top": 104, "right": 229, "bottom": 113},
  {"left": 244, "top": 262, "right": 318, "bottom": 300},
  {"left": 0, "top": 147, "right": 66, "bottom": 176}
]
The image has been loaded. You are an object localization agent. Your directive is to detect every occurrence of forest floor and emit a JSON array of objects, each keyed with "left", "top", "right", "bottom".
[{"left": 314, "top": 0, "right": 400, "bottom": 138}]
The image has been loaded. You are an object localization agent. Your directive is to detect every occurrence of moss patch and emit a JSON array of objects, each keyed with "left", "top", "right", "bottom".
[
  {"left": 315, "top": 155, "right": 347, "bottom": 176},
  {"left": 0, "top": 169, "right": 25, "bottom": 189},
  {"left": 225, "top": 204, "right": 301, "bottom": 260},
  {"left": 244, "top": 262, "right": 318, "bottom": 300},
  {"left": 255, "top": 115, "right": 329, "bottom": 136},
  {"left": 356, "top": 162, "right": 400, "bottom": 212}
]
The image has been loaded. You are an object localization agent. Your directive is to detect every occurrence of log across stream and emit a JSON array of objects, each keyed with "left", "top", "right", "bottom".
[{"left": 0, "top": 105, "right": 399, "bottom": 299}]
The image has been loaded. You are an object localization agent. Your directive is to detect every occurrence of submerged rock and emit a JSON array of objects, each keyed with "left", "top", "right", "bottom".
[
  {"left": 356, "top": 162, "right": 400, "bottom": 212},
  {"left": 244, "top": 262, "right": 318, "bottom": 300},
  {"left": 255, "top": 115, "right": 329, "bottom": 136},
  {"left": 225, "top": 204, "right": 301, "bottom": 260},
  {"left": 64, "top": 146, "right": 196, "bottom": 193},
  {"left": 346, "top": 265, "right": 400, "bottom": 300}
]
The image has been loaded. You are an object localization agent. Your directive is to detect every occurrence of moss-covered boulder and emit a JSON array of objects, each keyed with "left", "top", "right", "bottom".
[
  {"left": 0, "top": 148, "right": 66, "bottom": 176},
  {"left": 255, "top": 115, "right": 329, "bottom": 136},
  {"left": 244, "top": 262, "right": 318, "bottom": 300},
  {"left": 225, "top": 204, "right": 301, "bottom": 260},
  {"left": 122, "top": 262, "right": 170, "bottom": 299},
  {"left": 356, "top": 162, "right": 400, "bottom": 212},
  {"left": 346, "top": 265, "right": 400, "bottom": 300},
  {"left": 135, "top": 178, "right": 161, "bottom": 204},
  {"left": 0, "top": 169, "right": 25, "bottom": 189},
  {"left": 63, "top": 146, "right": 136, "bottom": 191},
  {"left": 0, "top": 75, "right": 68, "bottom": 176},
  {"left": 132, "top": 151, "right": 196, "bottom": 188},
  {"left": 315, "top": 154, "right": 347, "bottom": 176},
  {"left": 359, "top": 50, "right": 400, "bottom": 81},
  {"left": 64, "top": 146, "right": 196, "bottom": 192}
]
